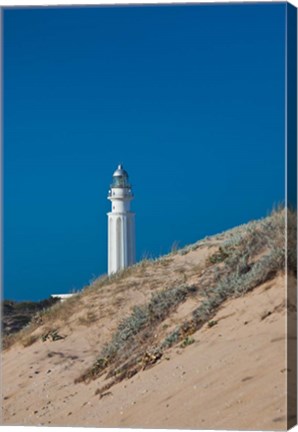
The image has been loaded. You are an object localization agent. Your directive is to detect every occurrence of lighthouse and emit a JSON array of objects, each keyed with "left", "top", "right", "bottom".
[{"left": 107, "top": 164, "right": 136, "bottom": 275}]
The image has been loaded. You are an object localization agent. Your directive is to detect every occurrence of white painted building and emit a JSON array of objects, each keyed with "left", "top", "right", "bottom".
[
  {"left": 51, "top": 293, "right": 75, "bottom": 302},
  {"left": 107, "top": 164, "right": 136, "bottom": 275}
]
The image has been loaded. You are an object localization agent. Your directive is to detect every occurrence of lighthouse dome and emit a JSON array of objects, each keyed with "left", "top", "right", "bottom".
[{"left": 113, "top": 164, "right": 128, "bottom": 178}]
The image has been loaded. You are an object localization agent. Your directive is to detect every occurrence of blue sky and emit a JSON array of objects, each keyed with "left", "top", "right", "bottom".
[{"left": 3, "top": 3, "right": 286, "bottom": 301}]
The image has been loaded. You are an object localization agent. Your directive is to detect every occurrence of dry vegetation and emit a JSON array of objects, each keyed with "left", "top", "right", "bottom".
[
  {"left": 2, "top": 206, "right": 296, "bottom": 430},
  {"left": 72, "top": 208, "right": 295, "bottom": 395},
  {"left": 3, "top": 207, "right": 296, "bottom": 400}
]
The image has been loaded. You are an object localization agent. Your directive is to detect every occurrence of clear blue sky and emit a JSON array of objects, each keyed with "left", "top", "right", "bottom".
[{"left": 3, "top": 3, "right": 286, "bottom": 301}]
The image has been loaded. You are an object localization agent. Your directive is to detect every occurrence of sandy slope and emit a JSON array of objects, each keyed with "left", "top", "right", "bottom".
[{"left": 2, "top": 271, "right": 289, "bottom": 430}]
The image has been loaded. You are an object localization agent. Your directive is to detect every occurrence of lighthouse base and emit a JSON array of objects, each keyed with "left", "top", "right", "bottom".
[{"left": 107, "top": 212, "right": 135, "bottom": 275}]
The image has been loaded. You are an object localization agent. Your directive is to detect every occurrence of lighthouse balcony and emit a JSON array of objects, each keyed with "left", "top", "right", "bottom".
[{"left": 108, "top": 188, "right": 133, "bottom": 199}]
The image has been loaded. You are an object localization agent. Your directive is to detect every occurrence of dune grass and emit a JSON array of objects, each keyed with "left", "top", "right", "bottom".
[
  {"left": 75, "top": 208, "right": 293, "bottom": 393},
  {"left": 3, "top": 207, "right": 295, "bottom": 394}
]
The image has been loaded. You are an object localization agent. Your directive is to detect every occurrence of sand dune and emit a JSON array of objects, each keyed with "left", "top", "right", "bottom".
[{"left": 1, "top": 211, "right": 296, "bottom": 430}]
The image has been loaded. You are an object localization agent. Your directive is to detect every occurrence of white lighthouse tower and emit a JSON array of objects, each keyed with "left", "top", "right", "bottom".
[{"left": 107, "top": 164, "right": 136, "bottom": 275}]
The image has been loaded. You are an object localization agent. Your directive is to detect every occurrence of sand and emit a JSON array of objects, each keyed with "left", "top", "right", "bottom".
[{"left": 2, "top": 271, "right": 289, "bottom": 430}]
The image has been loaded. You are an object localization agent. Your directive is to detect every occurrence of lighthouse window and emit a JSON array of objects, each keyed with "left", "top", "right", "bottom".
[{"left": 113, "top": 176, "right": 128, "bottom": 188}]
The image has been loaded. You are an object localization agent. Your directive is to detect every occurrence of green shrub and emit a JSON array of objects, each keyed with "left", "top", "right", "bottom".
[
  {"left": 180, "top": 336, "right": 195, "bottom": 348},
  {"left": 209, "top": 247, "right": 229, "bottom": 264},
  {"left": 207, "top": 320, "right": 218, "bottom": 328},
  {"left": 161, "top": 329, "right": 181, "bottom": 349}
]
